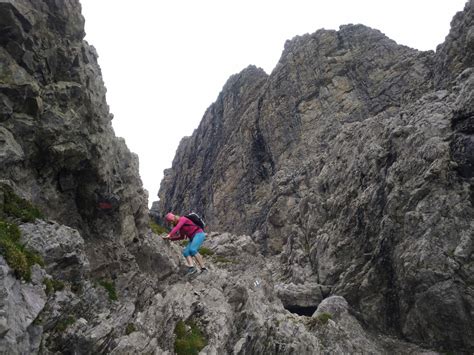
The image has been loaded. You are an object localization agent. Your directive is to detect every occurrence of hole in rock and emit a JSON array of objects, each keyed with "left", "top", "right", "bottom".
[{"left": 284, "top": 305, "right": 318, "bottom": 317}]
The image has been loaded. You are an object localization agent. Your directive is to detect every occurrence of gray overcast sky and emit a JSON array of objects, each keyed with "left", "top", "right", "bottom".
[{"left": 80, "top": 0, "right": 467, "bottom": 206}]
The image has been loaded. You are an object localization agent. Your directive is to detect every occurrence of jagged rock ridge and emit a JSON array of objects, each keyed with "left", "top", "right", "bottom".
[
  {"left": 155, "top": 1, "right": 474, "bottom": 353},
  {"left": 0, "top": 0, "right": 472, "bottom": 354}
]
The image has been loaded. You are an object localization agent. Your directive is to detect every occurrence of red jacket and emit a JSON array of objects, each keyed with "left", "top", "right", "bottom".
[{"left": 168, "top": 216, "right": 203, "bottom": 241}]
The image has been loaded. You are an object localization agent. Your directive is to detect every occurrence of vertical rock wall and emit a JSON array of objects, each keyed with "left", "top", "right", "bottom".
[
  {"left": 0, "top": 0, "right": 149, "bottom": 249},
  {"left": 155, "top": 1, "right": 474, "bottom": 352}
]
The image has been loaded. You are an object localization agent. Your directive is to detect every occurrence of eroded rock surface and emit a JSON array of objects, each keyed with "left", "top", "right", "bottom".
[
  {"left": 0, "top": 0, "right": 472, "bottom": 353},
  {"left": 0, "top": 0, "right": 149, "bottom": 250},
  {"left": 156, "top": 1, "right": 474, "bottom": 352}
]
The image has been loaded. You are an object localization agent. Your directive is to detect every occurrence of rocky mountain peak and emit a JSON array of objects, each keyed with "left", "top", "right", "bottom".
[
  {"left": 155, "top": 1, "right": 474, "bottom": 352},
  {"left": 435, "top": 0, "right": 474, "bottom": 87}
]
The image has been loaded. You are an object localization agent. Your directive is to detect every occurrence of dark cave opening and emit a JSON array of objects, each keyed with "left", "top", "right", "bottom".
[{"left": 284, "top": 305, "right": 318, "bottom": 317}]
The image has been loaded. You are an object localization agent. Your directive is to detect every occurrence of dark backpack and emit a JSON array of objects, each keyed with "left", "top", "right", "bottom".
[{"left": 185, "top": 212, "right": 206, "bottom": 229}]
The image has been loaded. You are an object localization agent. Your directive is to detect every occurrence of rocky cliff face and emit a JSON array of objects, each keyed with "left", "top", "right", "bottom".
[
  {"left": 0, "top": 0, "right": 149, "bottom": 252},
  {"left": 156, "top": 1, "right": 474, "bottom": 353},
  {"left": 0, "top": 0, "right": 150, "bottom": 353},
  {"left": 1, "top": 0, "right": 472, "bottom": 354}
]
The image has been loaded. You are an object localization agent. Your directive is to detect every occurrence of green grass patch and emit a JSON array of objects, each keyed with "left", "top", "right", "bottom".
[
  {"left": 198, "top": 247, "right": 214, "bottom": 256},
  {"left": 43, "top": 278, "right": 65, "bottom": 295},
  {"left": 55, "top": 315, "right": 75, "bottom": 332},
  {"left": 98, "top": 279, "right": 118, "bottom": 301},
  {"left": 0, "top": 219, "right": 44, "bottom": 281},
  {"left": 309, "top": 312, "right": 333, "bottom": 328},
  {"left": 213, "top": 255, "right": 233, "bottom": 264},
  {"left": 0, "top": 183, "right": 43, "bottom": 222},
  {"left": 125, "top": 323, "right": 136, "bottom": 335},
  {"left": 150, "top": 220, "right": 168, "bottom": 234},
  {"left": 174, "top": 320, "right": 207, "bottom": 355},
  {"left": 316, "top": 312, "right": 332, "bottom": 324}
]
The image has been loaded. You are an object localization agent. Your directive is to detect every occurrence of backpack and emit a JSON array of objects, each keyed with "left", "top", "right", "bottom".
[{"left": 185, "top": 212, "right": 206, "bottom": 229}]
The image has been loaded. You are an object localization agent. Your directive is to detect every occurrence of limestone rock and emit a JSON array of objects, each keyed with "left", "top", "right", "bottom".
[
  {"left": 275, "top": 282, "right": 326, "bottom": 310},
  {"left": 0, "top": 127, "right": 24, "bottom": 165},
  {"left": 155, "top": 1, "right": 474, "bottom": 352},
  {"left": 0, "top": 0, "right": 149, "bottom": 252},
  {"left": 19, "top": 220, "right": 90, "bottom": 282},
  {"left": 0, "top": 257, "right": 46, "bottom": 354},
  {"left": 0, "top": 0, "right": 472, "bottom": 353},
  {"left": 0, "top": 0, "right": 149, "bottom": 352},
  {"left": 435, "top": 1, "right": 474, "bottom": 88}
]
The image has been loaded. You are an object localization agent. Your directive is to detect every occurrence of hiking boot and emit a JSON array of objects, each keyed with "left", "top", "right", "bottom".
[
  {"left": 186, "top": 267, "right": 198, "bottom": 276},
  {"left": 200, "top": 267, "right": 208, "bottom": 274}
]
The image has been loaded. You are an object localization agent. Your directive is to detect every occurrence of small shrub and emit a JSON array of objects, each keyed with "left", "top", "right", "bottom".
[
  {"left": 174, "top": 320, "right": 207, "bottom": 355},
  {"left": 24, "top": 248, "right": 45, "bottom": 268},
  {"left": 43, "top": 278, "right": 65, "bottom": 295},
  {"left": 98, "top": 280, "right": 118, "bottom": 301},
  {"left": 125, "top": 323, "right": 136, "bottom": 335},
  {"left": 0, "top": 219, "right": 20, "bottom": 241},
  {"left": 150, "top": 220, "right": 168, "bottom": 235},
  {"left": 0, "top": 219, "right": 44, "bottom": 281},
  {"left": 0, "top": 183, "right": 43, "bottom": 222},
  {"left": 199, "top": 247, "right": 214, "bottom": 256},
  {"left": 43, "top": 278, "right": 53, "bottom": 294}
]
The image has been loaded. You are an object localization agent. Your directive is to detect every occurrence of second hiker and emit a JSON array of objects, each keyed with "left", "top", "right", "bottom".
[{"left": 162, "top": 212, "right": 207, "bottom": 275}]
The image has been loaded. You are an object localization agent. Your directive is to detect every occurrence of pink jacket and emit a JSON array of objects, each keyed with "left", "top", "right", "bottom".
[{"left": 168, "top": 216, "right": 203, "bottom": 241}]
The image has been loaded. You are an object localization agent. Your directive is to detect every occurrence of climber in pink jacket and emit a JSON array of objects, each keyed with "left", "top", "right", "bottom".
[{"left": 162, "top": 213, "right": 207, "bottom": 275}]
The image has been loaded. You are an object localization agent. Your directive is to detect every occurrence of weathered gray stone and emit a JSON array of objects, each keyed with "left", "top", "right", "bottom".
[
  {"left": 0, "top": 126, "right": 23, "bottom": 164},
  {"left": 19, "top": 220, "right": 90, "bottom": 281},
  {"left": 155, "top": 1, "right": 474, "bottom": 353},
  {"left": 275, "top": 282, "right": 324, "bottom": 309},
  {"left": 0, "top": 257, "right": 46, "bottom": 355},
  {"left": 0, "top": 0, "right": 149, "bottom": 251},
  {"left": 435, "top": 1, "right": 474, "bottom": 88},
  {"left": 0, "top": 0, "right": 149, "bottom": 352},
  {"left": 0, "top": 0, "right": 472, "bottom": 353},
  {"left": 110, "top": 332, "right": 163, "bottom": 354}
]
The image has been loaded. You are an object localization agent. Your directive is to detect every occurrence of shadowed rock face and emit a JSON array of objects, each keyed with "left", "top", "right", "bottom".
[
  {"left": 156, "top": 1, "right": 474, "bottom": 352},
  {"left": 0, "top": 0, "right": 149, "bottom": 245},
  {"left": 0, "top": 2, "right": 151, "bottom": 350}
]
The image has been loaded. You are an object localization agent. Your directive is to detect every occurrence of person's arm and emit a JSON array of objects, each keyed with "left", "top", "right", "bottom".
[{"left": 166, "top": 218, "right": 186, "bottom": 240}]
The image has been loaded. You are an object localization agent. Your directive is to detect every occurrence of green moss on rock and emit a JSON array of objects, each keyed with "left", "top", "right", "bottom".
[
  {"left": 198, "top": 247, "right": 214, "bottom": 256},
  {"left": 150, "top": 220, "right": 168, "bottom": 235},
  {"left": 0, "top": 183, "right": 43, "bottom": 222},
  {"left": 316, "top": 312, "right": 332, "bottom": 324},
  {"left": 125, "top": 323, "right": 136, "bottom": 335},
  {"left": 309, "top": 312, "right": 333, "bottom": 329},
  {"left": 0, "top": 219, "right": 44, "bottom": 281},
  {"left": 43, "top": 278, "right": 65, "bottom": 295},
  {"left": 213, "top": 255, "right": 233, "bottom": 264},
  {"left": 98, "top": 279, "right": 118, "bottom": 301},
  {"left": 174, "top": 320, "right": 207, "bottom": 355},
  {"left": 55, "top": 315, "right": 76, "bottom": 332}
]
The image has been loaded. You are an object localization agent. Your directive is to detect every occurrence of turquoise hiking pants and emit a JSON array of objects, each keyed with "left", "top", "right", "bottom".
[{"left": 183, "top": 232, "right": 206, "bottom": 257}]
